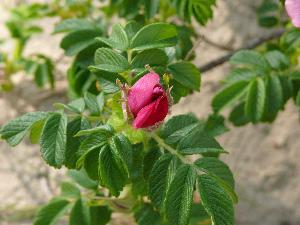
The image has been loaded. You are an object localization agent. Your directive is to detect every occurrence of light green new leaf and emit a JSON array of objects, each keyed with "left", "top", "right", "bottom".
[
  {"left": 54, "top": 98, "right": 86, "bottom": 114},
  {"left": 70, "top": 199, "right": 90, "bottom": 225},
  {"left": 0, "top": 112, "right": 49, "bottom": 146},
  {"left": 99, "top": 145, "right": 128, "bottom": 196},
  {"left": 125, "top": 21, "right": 142, "bottom": 41},
  {"left": 224, "top": 68, "right": 256, "bottom": 84},
  {"left": 178, "top": 127, "right": 226, "bottom": 155},
  {"left": 75, "top": 124, "right": 114, "bottom": 137},
  {"left": 91, "top": 48, "right": 130, "bottom": 73},
  {"left": 212, "top": 80, "right": 249, "bottom": 112},
  {"left": 165, "top": 165, "right": 197, "bottom": 225},
  {"left": 33, "top": 198, "right": 71, "bottom": 225},
  {"left": 198, "top": 175, "right": 234, "bottom": 225},
  {"left": 84, "top": 92, "right": 104, "bottom": 116},
  {"left": 264, "top": 50, "right": 290, "bottom": 70},
  {"left": 40, "top": 113, "right": 67, "bottom": 168},
  {"left": 96, "top": 24, "right": 129, "bottom": 51},
  {"left": 168, "top": 61, "right": 201, "bottom": 91},
  {"left": 245, "top": 78, "right": 266, "bottom": 123},
  {"left": 53, "top": 18, "right": 96, "bottom": 33},
  {"left": 131, "top": 49, "right": 168, "bottom": 68},
  {"left": 131, "top": 23, "right": 177, "bottom": 51},
  {"left": 230, "top": 50, "right": 270, "bottom": 73},
  {"left": 149, "top": 154, "right": 178, "bottom": 210},
  {"left": 60, "top": 181, "right": 81, "bottom": 199},
  {"left": 68, "top": 170, "right": 98, "bottom": 190}
]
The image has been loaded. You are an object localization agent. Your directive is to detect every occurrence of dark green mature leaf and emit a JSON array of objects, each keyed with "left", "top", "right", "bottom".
[
  {"left": 262, "top": 75, "right": 283, "bottom": 122},
  {"left": 279, "top": 75, "right": 293, "bottom": 106},
  {"left": 68, "top": 170, "right": 98, "bottom": 190},
  {"left": 178, "top": 127, "right": 226, "bottom": 155},
  {"left": 40, "top": 113, "right": 67, "bottom": 168},
  {"left": 84, "top": 148, "right": 101, "bottom": 180},
  {"left": 198, "top": 175, "right": 234, "bottom": 225},
  {"left": 143, "top": 147, "right": 161, "bottom": 180},
  {"left": 204, "top": 114, "right": 229, "bottom": 137},
  {"left": 189, "top": 204, "right": 210, "bottom": 225},
  {"left": 131, "top": 23, "right": 177, "bottom": 51},
  {"left": 230, "top": 50, "right": 270, "bottom": 73},
  {"left": 144, "top": 0, "right": 160, "bottom": 19},
  {"left": 89, "top": 206, "right": 112, "bottom": 225},
  {"left": 70, "top": 199, "right": 90, "bottom": 225},
  {"left": 165, "top": 165, "right": 197, "bottom": 225},
  {"left": 281, "top": 28, "right": 300, "bottom": 53},
  {"left": 168, "top": 61, "right": 201, "bottom": 91},
  {"left": 161, "top": 114, "right": 199, "bottom": 145},
  {"left": 96, "top": 24, "right": 129, "bottom": 51},
  {"left": 53, "top": 18, "right": 96, "bottom": 33},
  {"left": 149, "top": 154, "right": 178, "bottom": 210},
  {"left": 110, "top": 134, "right": 132, "bottom": 176},
  {"left": 257, "top": 1, "right": 279, "bottom": 28},
  {"left": 296, "top": 90, "right": 300, "bottom": 107},
  {"left": 134, "top": 204, "right": 163, "bottom": 225},
  {"left": 91, "top": 48, "right": 130, "bottom": 73},
  {"left": 229, "top": 102, "right": 250, "bottom": 126},
  {"left": 264, "top": 50, "right": 290, "bottom": 70},
  {"left": 65, "top": 117, "right": 90, "bottom": 169},
  {"left": 245, "top": 78, "right": 266, "bottom": 123},
  {"left": 0, "top": 112, "right": 49, "bottom": 146},
  {"left": 61, "top": 30, "right": 100, "bottom": 56},
  {"left": 99, "top": 145, "right": 128, "bottom": 196},
  {"left": 75, "top": 124, "right": 114, "bottom": 137},
  {"left": 33, "top": 198, "right": 70, "bottom": 225},
  {"left": 131, "top": 49, "right": 168, "bottom": 68},
  {"left": 83, "top": 92, "right": 104, "bottom": 116},
  {"left": 195, "top": 157, "right": 234, "bottom": 189},
  {"left": 93, "top": 70, "right": 126, "bottom": 94},
  {"left": 212, "top": 80, "right": 249, "bottom": 112}
]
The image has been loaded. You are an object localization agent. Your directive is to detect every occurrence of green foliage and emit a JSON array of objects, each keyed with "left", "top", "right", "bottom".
[{"left": 257, "top": 0, "right": 281, "bottom": 28}]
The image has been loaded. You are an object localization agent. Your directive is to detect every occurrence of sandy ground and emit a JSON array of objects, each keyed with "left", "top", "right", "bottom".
[{"left": 1, "top": 1, "right": 300, "bottom": 225}]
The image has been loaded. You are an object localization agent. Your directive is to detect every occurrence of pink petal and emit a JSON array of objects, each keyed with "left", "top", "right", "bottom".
[
  {"left": 128, "top": 72, "right": 160, "bottom": 116},
  {"left": 133, "top": 94, "right": 169, "bottom": 129},
  {"left": 286, "top": 0, "right": 300, "bottom": 28}
]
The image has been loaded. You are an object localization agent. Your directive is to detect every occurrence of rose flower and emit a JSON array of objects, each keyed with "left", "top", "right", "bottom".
[
  {"left": 122, "top": 72, "right": 169, "bottom": 129},
  {"left": 285, "top": 0, "right": 300, "bottom": 28}
]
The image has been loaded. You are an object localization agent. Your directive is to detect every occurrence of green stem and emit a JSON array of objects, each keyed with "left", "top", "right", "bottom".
[
  {"left": 13, "top": 39, "right": 24, "bottom": 61},
  {"left": 127, "top": 49, "right": 133, "bottom": 64},
  {"left": 150, "top": 133, "right": 192, "bottom": 165}
]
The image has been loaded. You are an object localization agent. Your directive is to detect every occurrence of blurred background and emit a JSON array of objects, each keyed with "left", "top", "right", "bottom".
[{"left": 1, "top": 0, "right": 300, "bottom": 225}]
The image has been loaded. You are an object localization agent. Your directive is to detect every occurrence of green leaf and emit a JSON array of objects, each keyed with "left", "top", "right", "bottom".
[
  {"left": 296, "top": 90, "right": 300, "bottom": 107},
  {"left": 84, "top": 92, "right": 104, "bottom": 116},
  {"left": 245, "top": 78, "right": 266, "bottom": 123},
  {"left": 125, "top": 21, "right": 142, "bottom": 41},
  {"left": 229, "top": 102, "right": 250, "bottom": 126},
  {"left": 168, "top": 61, "right": 201, "bottom": 91},
  {"left": 194, "top": 157, "right": 234, "bottom": 189},
  {"left": 61, "top": 30, "right": 100, "bottom": 56},
  {"left": 29, "top": 119, "right": 46, "bottom": 144},
  {"left": 131, "top": 23, "right": 177, "bottom": 51},
  {"left": 40, "top": 113, "right": 67, "bottom": 168},
  {"left": 91, "top": 48, "right": 130, "bottom": 73},
  {"left": 84, "top": 148, "right": 101, "bottom": 180},
  {"left": 264, "top": 50, "right": 290, "bottom": 70},
  {"left": 149, "top": 154, "right": 178, "bottom": 210},
  {"left": 178, "top": 127, "right": 226, "bottom": 155},
  {"left": 75, "top": 124, "right": 114, "bottom": 137},
  {"left": 33, "top": 198, "right": 70, "bottom": 225},
  {"left": 98, "top": 145, "right": 128, "bottom": 196},
  {"left": 131, "top": 49, "right": 168, "bottom": 68},
  {"left": 161, "top": 114, "right": 199, "bottom": 145},
  {"left": 198, "top": 175, "right": 234, "bottom": 225},
  {"left": 189, "top": 204, "right": 210, "bottom": 225},
  {"left": 68, "top": 170, "right": 98, "bottom": 190},
  {"left": 54, "top": 98, "right": 86, "bottom": 114},
  {"left": 262, "top": 75, "right": 283, "bottom": 122},
  {"left": 60, "top": 182, "right": 81, "bottom": 199},
  {"left": 70, "top": 199, "right": 90, "bottom": 225},
  {"left": 89, "top": 206, "right": 112, "bottom": 225},
  {"left": 96, "top": 24, "right": 129, "bottom": 51},
  {"left": 212, "top": 80, "right": 249, "bottom": 112},
  {"left": 134, "top": 204, "right": 163, "bottom": 225},
  {"left": 143, "top": 147, "right": 162, "bottom": 181},
  {"left": 0, "top": 112, "right": 49, "bottom": 146},
  {"left": 204, "top": 114, "right": 229, "bottom": 137},
  {"left": 224, "top": 68, "right": 256, "bottom": 84},
  {"left": 165, "top": 165, "right": 197, "bottom": 225},
  {"left": 230, "top": 50, "right": 270, "bottom": 73},
  {"left": 93, "top": 70, "right": 126, "bottom": 94},
  {"left": 145, "top": 0, "right": 160, "bottom": 19},
  {"left": 53, "top": 18, "right": 96, "bottom": 33},
  {"left": 279, "top": 75, "right": 293, "bottom": 106},
  {"left": 65, "top": 117, "right": 90, "bottom": 169}
]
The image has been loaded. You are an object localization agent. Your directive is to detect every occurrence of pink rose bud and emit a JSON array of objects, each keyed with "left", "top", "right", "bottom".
[
  {"left": 128, "top": 72, "right": 169, "bottom": 129},
  {"left": 285, "top": 0, "right": 300, "bottom": 28}
]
